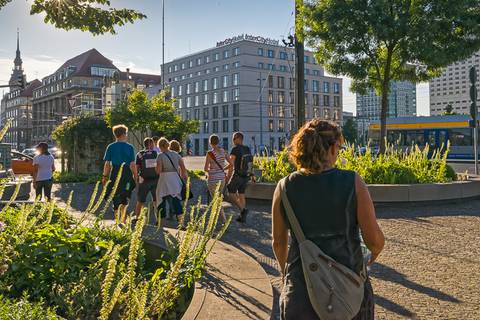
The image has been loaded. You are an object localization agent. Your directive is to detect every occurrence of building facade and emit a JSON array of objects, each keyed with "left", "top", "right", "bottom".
[
  {"left": 0, "top": 32, "right": 41, "bottom": 150},
  {"left": 356, "top": 81, "right": 416, "bottom": 143},
  {"left": 31, "top": 49, "right": 161, "bottom": 145},
  {"left": 165, "top": 35, "right": 343, "bottom": 155},
  {"left": 429, "top": 52, "right": 480, "bottom": 115}
]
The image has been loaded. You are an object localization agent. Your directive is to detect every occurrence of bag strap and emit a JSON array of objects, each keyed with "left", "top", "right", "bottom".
[
  {"left": 208, "top": 150, "right": 225, "bottom": 172},
  {"left": 164, "top": 152, "right": 184, "bottom": 184},
  {"left": 279, "top": 178, "right": 306, "bottom": 243}
]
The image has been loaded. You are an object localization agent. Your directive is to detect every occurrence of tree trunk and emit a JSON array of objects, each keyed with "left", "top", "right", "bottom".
[{"left": 379, "top": 50, "right": 393, "bottom": 154}]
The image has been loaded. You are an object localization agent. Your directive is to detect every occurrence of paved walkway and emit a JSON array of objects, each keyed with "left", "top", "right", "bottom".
[{"left": 51, "top": 181, "right": 480, "bottom": 319}]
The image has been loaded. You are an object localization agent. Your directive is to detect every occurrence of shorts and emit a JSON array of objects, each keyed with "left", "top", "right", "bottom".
[
  {"left": 208, "top": 180, "right": 226, "bottom": 198},
  {"left": 137, "top": 178, "right": 158, "bottom": 203},
  {"left": 113, "top": 191, "right": 130, "bottom": 211},
  {"left": 227, "top": 175, "right": 249, "bottom": 194}
]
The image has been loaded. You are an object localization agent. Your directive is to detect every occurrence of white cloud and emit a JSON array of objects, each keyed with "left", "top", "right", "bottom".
[
  {"left": 0, "top": 54, "right": 62, "bottom": 83},
  {"left": 111, "top": 57, "right": 160, "bottom": 75}
]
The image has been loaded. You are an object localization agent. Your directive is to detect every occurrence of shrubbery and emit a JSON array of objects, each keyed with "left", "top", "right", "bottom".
[
  {"left": 255, "top": 144, "right": 457, "bottom": 184},
  {"left": 53, "top": 171, "right": 102, "bottom": 184}
]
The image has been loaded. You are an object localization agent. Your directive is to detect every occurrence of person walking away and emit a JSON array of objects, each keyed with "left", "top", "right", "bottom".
[
  {"left": 135, "top": 137, "right": 159, "bottom": 222},
  {"left": 204, "top": 134, "right": 232, "bottom": 223},
  {"left": 32, "top": 142, "right": 55, "bottom": 201},
  {"left": 102, "top": 125, "right": 138, "bottom": 225},
  {"left": 156, "top": 138, "right": 188, "bottom": 225},
  {"left": 152, "top": 136, "right": 161, "bottom": 154},
  {"left": 169, "top": 140, "right": 182, "bottom": 154},
  {"left": 226, "top": 132, "right": 254, "bottom": 223},
  {"left": 271, "top": 119, "right": 384, "bottom": 320}
]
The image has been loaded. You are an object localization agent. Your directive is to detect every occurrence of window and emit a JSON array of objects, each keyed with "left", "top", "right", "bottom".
[
  {"left": 334, "top": 83, "right": 340, "bottom": 94},
  {"left": 213, "top": 78, "right": 219, "bottom": 89},
  {"left": 194, "top": 95, "right": 200, "bottom": 107},
  {"left": 171, "top": 86, "right": 176, "bottom": 97},
  {"left": 334, "top": 96, "right": 340, "bottom": 107},
  {"left": 324, "top": 108, "right": 330, "bottom": 119},
  {"left": 313, "top": 94, "right": 320, "bottom": 106},
  {"left": 233, "top": 47, "right": 240, "bottom": 56},
  {"left": 205, "top": 55, "right": 211, "bottom": 64},
  {"left": 206, "top": 69, "right": 211, "bottom": 74},
  {"left": 168, "top": 66, "right": 172, "bottom": 73},
  {"left": 268, "top": 120, "right": 274, "bottom": 132},
  {"left": 312, "top": 80, "right": 320, "bottom": 92},
  {"left": 214, "top": 66, "right": 220, "bottom": 72},
  {"left": 213, "top": 92, "right": 219, "bottom": 104},
  {"left": 324, "top": 81, "right": 330, "bottom": 93},
  {"left": 194, "top": 81, "right": 200, "bottom": 93},
  {"left": 212, "top": 121, "right": 219, "bottom": 133},
  {"left": 258, "top": 48, "right": 264, "bottom": 56},
  {"left": 186, "top": 83, "right": 192, "bottom": 94},
  {"left": 280, "top": 65, "right": 287, "bottom": 72},
  {"left": 268, "top": 64, "right": 275, "bottom": 71},
  {"left": 203, "top": 94, "right": 209, "bottom": 105},
  {"left": 223, "top": 120, "right": 229, "bottom": 132},
  {"left": 203, "top": 108, "right": 209, "bottom": 120},
  {"left": 181, "top": 62, "right": 186, "bottom": 70},
  {"left": 213, "top": 106, "right": 219, "bottom": 119},
  {"left": 280, "top": 52, "right": 287, "bottom": 60},
  {"left": 233, "top": 103, "right": 240, "bottom": 117},
  {"left": 268, "top": 90, "right": 274, "bottom": 103},
  {"left": 304, "top": 79, "right": 308, "bottom": 91},
  {"left": 196, "top": 58, "right": 202, "bottom": 66},
  {"left": 304, "top": 93, "right": 309, "bottom": 105},
  {"left": 268, "top": 105, "right": 274, "bottom": 117},
  {"left": 222, "top": 90, "right": 229, "bottom": 102},
  {"left": 304, "top": 55, "right": 309, "bottom": 63},
  {"left": 203, "top": 122, "right": 209, "bottom": 134},
  {"left": 278, "top": 120, "right": 285, "bottom": 132},
  {"left": 222, "top": 75, "right": 229, "bottom": 88},
  {"left": 90, "top": 67, "right": 116, "bottom": 77},
  {"left": 223, "top": 137, "right": 229, "bottom": 149},
  {"left": 187, "top": 97, "right": 192, "bottom": 108},
  {"left": 313, "top": 107, "right": 320, "bottom": 118},
  {"left": 233, "top": 73, "right": 239, "bottom": 86},
  {"left": 222, "top": 105, "right": 229, "bottom": 118},
  {"left": 233, "top": 88, "right": 240, "bottom": 101},
  {"left": 258, "top": 62, "right": 264, "bottom": 69},
  {"left": 268, "top": 50, "right": 275, "bottom": 58},
  {"left": 178, "top": 98, "right": 183, "bottom": 108},
  {"left": 313, "top": 70, "right": 320, "bottom": 76},
  {"left": 223, "top": 64, "right": 229, "bottom": 70},
  {"left": 233, "top": 61, "right": 240, "bottom": 68},
  {"left": 233, "top": 119, "right": 240, "bottom": 131},
  {"left": 278, "top": 105, "right": 285, "bottom": 117},
  {"left": 189, "top": 60, "right": 193, "bottom": 68},
  {"left": 223, "top": 50, "right": 229, "bottom": 59},
  {"left": 178, "top": 85, "right": 183, "bottom": 96},
  {"left": 278, "top": 91, "right": 285, "bottom": 104},
  {"left": 194, "top": 109, "right": 200, "bottom": 120},
  {"left": 268, "top": 75, "right": 274, "bottom": 88},
  {"left": 278, "top": 76, "right": 285, "bottom": 89},
  {"left": 323, "top": 95, "right": 330, "bottom": 106},
  {"left": 214, "top": 53, "right": 220, "bottom": 61},
  {"left": 203, "top": 79, "right": 209, "bottom": 91}
]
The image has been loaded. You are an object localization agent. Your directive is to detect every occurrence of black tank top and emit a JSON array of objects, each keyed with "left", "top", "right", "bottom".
[{"left": 283, "top": 168, "right": 363, "bottom": 275}]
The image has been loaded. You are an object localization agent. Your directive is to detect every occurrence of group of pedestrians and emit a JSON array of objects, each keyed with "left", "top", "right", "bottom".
[{"left": 101, "top": 124, "right": 255, "bottom": 226}]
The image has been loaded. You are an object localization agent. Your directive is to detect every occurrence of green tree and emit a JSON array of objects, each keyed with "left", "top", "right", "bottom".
[
  {"left": 0, "top": 0, "right": 145, "bottom": 35},
  {"left": 105, "top": 90, "right": 198, "bottom": 146},
  {"left": 342, "top": 118, "right": 358, "bottom": 144},
  {"left": 442, "top": 104, "right": 457, "bottom": 115},
  {"left": 303, "top": 0, "right": 480, "bottom": 153}
]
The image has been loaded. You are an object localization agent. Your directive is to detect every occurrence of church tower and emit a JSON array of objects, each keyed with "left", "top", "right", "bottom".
[{"left": 8, "top": 29, "right": 26, "bottom": 91}]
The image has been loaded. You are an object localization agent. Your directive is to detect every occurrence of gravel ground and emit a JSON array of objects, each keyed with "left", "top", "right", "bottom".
[{"left": 51, "top": 181, "right": 480, "bottom": 319}]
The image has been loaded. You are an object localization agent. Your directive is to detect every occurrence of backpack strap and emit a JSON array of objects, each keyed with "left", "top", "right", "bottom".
[{"left": 279, "top": 177, "right": 306, "bottom": 243}]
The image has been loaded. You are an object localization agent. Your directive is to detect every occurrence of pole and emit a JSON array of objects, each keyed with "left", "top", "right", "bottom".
[
  {"left": 161, "top": 0, "right": 165, "bottom": 90},
  {"left": 295, "top": 0, "right": 305, "bottom": 131},
  {"left": 470, "top": 65, "right": 478, "bottom": 175},
  {"left": 475, "top": 124, "right": 478, "bottom": 175}
]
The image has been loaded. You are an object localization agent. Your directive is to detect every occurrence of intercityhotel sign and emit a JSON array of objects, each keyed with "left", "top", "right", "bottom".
[{"left": 216, "top": 34, "right": 280, "bottom": 47}]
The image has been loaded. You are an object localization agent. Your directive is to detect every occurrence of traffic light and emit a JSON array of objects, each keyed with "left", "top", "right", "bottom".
[{"left": 470, "top": 66, "right": 477, "bottom": 121}]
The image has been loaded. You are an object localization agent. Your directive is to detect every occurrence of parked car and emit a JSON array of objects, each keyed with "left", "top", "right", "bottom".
[{"left": 21, "top": 148, "right": 36, "bottom": 158}]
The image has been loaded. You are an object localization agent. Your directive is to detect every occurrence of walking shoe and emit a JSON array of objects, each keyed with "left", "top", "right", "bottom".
[{"left": 236, "top": 209, "right": 249, "bottom": 223}]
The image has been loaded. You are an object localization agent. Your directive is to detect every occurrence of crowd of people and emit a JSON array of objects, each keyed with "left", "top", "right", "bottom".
[{"left": 97, "top": 124, "right": 255, "bottom": 226}]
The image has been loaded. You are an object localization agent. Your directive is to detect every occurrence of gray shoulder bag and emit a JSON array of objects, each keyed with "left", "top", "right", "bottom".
[{"left": 279, "top": 177, "right": 366, "bottom": 319}]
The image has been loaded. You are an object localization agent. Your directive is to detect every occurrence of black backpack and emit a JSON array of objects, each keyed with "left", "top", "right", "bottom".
[
  {"left": 138, "top": 150, "right": 158, "bottom": 180},
  {"left": 237, "top": 146, "right": 254, "bottom": 177}
]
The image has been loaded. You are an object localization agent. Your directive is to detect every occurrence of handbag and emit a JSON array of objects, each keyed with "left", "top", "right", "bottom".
[
  {"left": 279, "top": 178, "right": 366, "bottom": 320},
  {"left": 163, "top": 153, "right": 193, "bottom": 201}
]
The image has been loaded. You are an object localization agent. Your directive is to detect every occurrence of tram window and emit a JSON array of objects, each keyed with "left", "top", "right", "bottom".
[
  {"left": 387, "top": 131, "right": 405, "bottom": 145},
  {"left": 448, "top": 128, "right": 472, "bottom": 146},
  {"left": 405, "top": 130, "right": 424, "bottom": 146}
]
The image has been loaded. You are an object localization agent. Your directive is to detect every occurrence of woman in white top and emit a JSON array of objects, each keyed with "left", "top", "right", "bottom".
[
  {"left": 156, "top": 138, "right": 188, "bottom": 223},
  {"left": 32, "top": 142, "right": 55, "bottom": 200},
  {"left": 204, "top": 134, "right": 232, "bottom": 222}
]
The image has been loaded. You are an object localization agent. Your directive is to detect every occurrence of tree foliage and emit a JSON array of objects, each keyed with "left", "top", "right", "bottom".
[
  {"left": 303, "top": 0, "right": 480, "bottom": 152},
  {"left": 0, "top": 0, "right": 145, "bottom": 35},
  {"left": 105, "top": 90, "right": 199, "bottom": 145},
  {"left": 442, "top": 104, "right": 457, "bottom": 116},
  {"left": 342, "top": 118, "right": 358, "bottom": 144}
]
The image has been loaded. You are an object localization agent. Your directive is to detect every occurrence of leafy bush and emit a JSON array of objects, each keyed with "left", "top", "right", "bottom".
[
  {"left": 53, "top": 171, "right": 102, "bottom": 184},
  {"left": 188, "top": 169, "right": 206, "bottom": 180},
  {"left": 0, "top": 295, "right": 62, "bottom": 320},
  {"left": 0, "top": 168, "right": 228, "bottom": 319},
  {"left": 256, "top": 144, "right": 457, "bottom": 184}
]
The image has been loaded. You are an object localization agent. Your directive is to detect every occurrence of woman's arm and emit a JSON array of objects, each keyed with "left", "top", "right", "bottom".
[
  {"left": 272, "top": 183, "right": 289, "bottom": 277},
  {"left": 356, "top": 174, "right": 385, "bottom": 265},
  {"left": 179, "top": 158, "right": 188, "bottom": 181},
  {"left": 203, "top": 154, "right": 210, "bottom": 173},
  {"left": 156, "top": 157, "right": 163, "bottom": 175}
]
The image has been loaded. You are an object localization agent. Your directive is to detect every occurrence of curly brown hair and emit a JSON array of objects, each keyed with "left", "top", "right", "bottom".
[{"left": 289, "top": 119, "right": 343, "bottom": 174}]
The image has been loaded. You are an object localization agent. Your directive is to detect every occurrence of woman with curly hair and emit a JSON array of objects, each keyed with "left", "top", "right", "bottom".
[{"left": 272, "top": 119, "right": 384, "bottom": 320}]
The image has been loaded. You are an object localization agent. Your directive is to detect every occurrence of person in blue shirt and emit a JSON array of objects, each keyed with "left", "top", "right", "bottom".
[{"left": 102, "top": 124, "right": 138, "bottom": 224}]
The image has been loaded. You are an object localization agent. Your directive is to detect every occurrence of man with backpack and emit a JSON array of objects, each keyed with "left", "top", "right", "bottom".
[
  {"left": 134, "top": 137, "right": 159, "bottom": 219},
  {"left": 227, "top": 131, "right": 254, "bottom": 223}
]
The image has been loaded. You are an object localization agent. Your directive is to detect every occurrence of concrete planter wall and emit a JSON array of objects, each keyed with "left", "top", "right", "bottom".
[{"left": 245, "top": 179, "right": 480, "bottom": 203}]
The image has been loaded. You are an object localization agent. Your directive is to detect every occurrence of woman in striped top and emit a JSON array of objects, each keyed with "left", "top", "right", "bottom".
[{"left": 204, "top": 134, "right": 232, "bottom": 222}]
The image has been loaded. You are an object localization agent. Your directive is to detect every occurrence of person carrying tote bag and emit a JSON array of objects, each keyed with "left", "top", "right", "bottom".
[{"left": 271, "top": 119, "right": 384, "bottom": 320}]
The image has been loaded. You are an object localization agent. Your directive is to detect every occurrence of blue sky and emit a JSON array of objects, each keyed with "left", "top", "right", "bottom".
[{"left": 0, "top": 0, "right": 429, "bottom": 115}]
